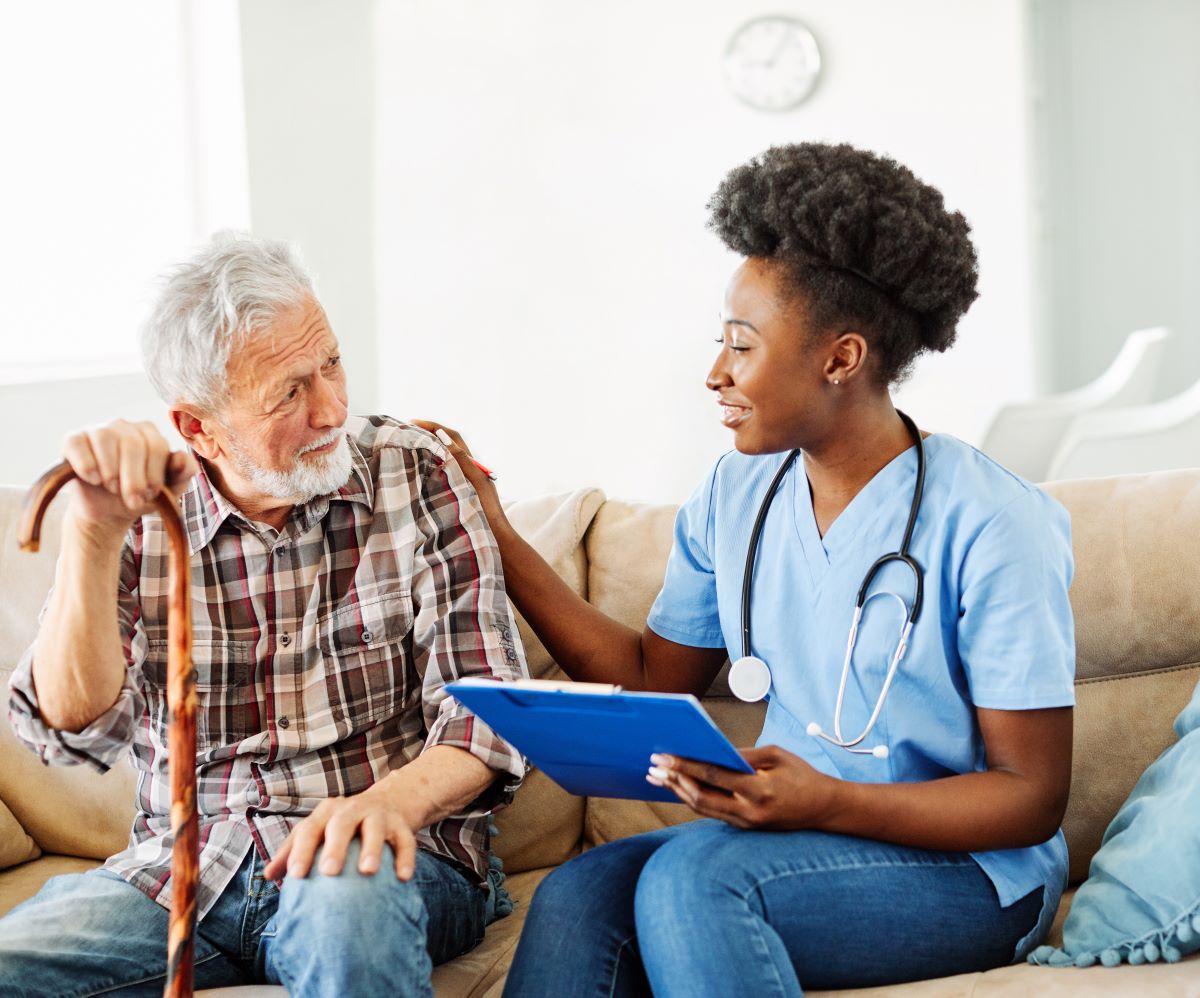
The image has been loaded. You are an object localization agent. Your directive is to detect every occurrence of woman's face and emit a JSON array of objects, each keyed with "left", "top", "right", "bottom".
[{"left": 707, "top": 258, "right": 838, "bottom": 454}]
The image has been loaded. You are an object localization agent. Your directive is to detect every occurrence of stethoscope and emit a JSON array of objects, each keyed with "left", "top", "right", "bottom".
[{"left": 726, "top": 411, "right": 926, "bottom": 761}]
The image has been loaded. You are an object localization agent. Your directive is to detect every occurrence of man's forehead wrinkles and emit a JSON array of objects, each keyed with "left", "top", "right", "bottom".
[{"left": 250, "top": 324, "right": 334, "bottom": 372}]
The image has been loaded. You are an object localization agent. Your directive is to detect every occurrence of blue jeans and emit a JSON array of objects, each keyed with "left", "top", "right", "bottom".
[
  {"left": 0, "top": 840, "right": 490, "bottom": 997},
  {"left": 503, "top": 820, "right": 1044, "bottom": 997}
]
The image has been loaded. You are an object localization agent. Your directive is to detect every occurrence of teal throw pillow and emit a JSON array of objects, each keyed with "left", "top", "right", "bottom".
[{"left": 1029, "top": 676, "right": 1200, "bottom": 968}]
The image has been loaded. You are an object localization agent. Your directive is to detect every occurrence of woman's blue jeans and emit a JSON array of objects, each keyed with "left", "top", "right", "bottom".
[
  {"left": 0, "top": 840, "right": 489, "bottom": 997},
  {"left": 503, "top": 820, "right": 1044, "bottom": 998}
]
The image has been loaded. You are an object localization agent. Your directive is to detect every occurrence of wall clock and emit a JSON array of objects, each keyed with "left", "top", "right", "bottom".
[{"left": 724, "top": 15, "right": 822, "bottom": 111}]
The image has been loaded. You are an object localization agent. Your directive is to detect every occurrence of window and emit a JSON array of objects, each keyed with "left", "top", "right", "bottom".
[{"left": 0, "top": 0, "right": 248, "bottom": 372}]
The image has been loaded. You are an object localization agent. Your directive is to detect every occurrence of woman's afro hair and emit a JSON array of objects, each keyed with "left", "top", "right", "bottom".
[{"left": 707, "top": 143, "right": 979, "bottom": 384}]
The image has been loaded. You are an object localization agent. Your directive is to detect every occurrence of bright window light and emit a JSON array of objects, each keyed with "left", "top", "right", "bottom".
[{"left": 0, "top": 0, "right": 248, "bottom": 373}]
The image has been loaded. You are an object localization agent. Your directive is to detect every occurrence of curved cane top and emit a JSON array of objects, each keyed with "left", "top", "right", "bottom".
[
  {"left": 17, "top": 462, "right": 78, "bottom": 552},
  {"left": 18, "top": 461, "right": 190, "bottom": 553}
]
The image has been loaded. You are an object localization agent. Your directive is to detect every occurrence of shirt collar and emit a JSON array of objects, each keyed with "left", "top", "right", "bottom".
[{"left": 179, "top": 434, "right": 374, "bottom": 555}]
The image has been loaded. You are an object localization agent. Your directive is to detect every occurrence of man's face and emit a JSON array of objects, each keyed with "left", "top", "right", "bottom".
[{"left": 213, "top": 295, "right": 351, "bottom": 504}]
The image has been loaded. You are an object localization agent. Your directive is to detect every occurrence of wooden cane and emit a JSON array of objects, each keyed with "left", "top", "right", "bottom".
[{"left": 19, "top": 462, "right": 197, "bottom": 998}]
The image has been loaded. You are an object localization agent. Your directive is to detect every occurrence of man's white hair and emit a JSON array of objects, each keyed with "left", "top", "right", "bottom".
[{"left": 141, "top": 231, "right": 315, "bottom": 412}]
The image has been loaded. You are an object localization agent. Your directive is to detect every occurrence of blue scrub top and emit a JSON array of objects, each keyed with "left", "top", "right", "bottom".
[{"left": 647, "top": 433, "right": 1075, "bottom": 962}]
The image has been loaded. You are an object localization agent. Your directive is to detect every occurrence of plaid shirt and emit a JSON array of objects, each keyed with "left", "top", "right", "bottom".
[{"left": 8, "top": 415, "right": 527, "bottom": 917}]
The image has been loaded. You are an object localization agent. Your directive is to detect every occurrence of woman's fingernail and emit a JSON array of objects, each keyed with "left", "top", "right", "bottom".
[
  {"left": 650, "top": 754, "right": 671, "bottom": 767},
  {"left": 435, "top": 428, "right": 454, "bottom": 447},
  {"left": 646, "top": 774, "right": 664, "bottom": 787},
  {"left": 648, "top": 766, "right": 669, "bottom": 781}
]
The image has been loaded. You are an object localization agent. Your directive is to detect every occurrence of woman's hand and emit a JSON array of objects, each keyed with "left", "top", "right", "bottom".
[
  {"left": 647, "top": 745, "right": 837, "bottom": 830},
  {"left": 411, "top": 420, "right": 510, "bottom": 538}
]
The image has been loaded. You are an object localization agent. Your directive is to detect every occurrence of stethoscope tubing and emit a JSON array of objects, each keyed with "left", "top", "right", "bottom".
[{"left": 737, "top": 411, "right": 927, "bottom": 758}]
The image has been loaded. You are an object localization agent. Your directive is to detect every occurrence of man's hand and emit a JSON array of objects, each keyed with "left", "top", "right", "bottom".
[
  {"left": 62, "top": 419, "right": 197, "bottom": 539},
  {"left": 263, "top": 746, "right": 496, "bottom": 883},
  {"left": 263, "top": 778, "right": 423, "bottom": 882},
  {"left": 647, "top": 746, "right": 837, "bottom": 830}
]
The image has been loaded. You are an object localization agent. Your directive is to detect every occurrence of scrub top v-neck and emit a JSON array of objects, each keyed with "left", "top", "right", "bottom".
[{"left": 647, "top": 434, "right": 1076, "bottom": 962}]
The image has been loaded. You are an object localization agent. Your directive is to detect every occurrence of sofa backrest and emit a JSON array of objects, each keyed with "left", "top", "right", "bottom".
[{"left": 2, "top": 470, "right": 1198, "bottom": 886}]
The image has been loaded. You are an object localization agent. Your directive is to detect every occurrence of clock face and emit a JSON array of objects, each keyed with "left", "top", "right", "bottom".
[{"left": 723, "top": 16, "right": 821, "bottom": 111}]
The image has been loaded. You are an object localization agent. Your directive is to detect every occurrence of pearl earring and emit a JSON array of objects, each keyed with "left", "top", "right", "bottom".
[{"left": 833, "top": 378, "right": 841, "bottom": 386}]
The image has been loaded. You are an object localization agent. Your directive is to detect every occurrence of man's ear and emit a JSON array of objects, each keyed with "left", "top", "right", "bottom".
[{"left": 171, "top": 406, "right": 222, "bottom": 461}]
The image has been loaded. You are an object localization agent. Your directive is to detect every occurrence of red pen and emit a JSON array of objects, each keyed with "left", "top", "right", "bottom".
[{"left": 435, "top": 429, "right": 497, "bottom": 481}]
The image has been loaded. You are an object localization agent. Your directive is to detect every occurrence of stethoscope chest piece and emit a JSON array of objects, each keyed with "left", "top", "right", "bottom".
[{"left": 728, "top": 655, "right": 771, "bottom": 703}]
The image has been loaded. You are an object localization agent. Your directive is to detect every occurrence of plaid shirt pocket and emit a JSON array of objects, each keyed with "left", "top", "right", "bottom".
[
  {"left": 318, "top": 591, "right": 415, "bottom": 732},
  {"left": 143, "top": 639, "right": 258, "bottom": 745}
]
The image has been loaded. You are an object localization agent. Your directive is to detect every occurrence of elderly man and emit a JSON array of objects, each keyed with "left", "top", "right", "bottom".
[{"left": 0, "top": 233, "right": 527, "bottom": 996}]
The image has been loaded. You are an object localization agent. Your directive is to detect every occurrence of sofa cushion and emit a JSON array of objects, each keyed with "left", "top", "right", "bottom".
[
  {"left": 0, "top": 799, "right": 39, "bottom": 871},
  {"left": 1043, "top": 472, "right": 1200, "bottom": 682},
  {"left": 1031, "top": 675, "right": 1200, "bottom": 968},
  {"left": 491, "top": 767, "right": 582, "bottom": 875},
  {"left": 0, "top": 717, "right": 136, "bottom": 861},
  {"left": 1063, "top": 664, "right": 1200, "bottom": 882},
  {"left": 0, "top": 854, "right": 97, "bottom": 918},
  {"left": 503, "top": 488, "right": 605, "bottom": 681},
  {"left": 586, "top": 498, "right": 743, "bottom": 696}
]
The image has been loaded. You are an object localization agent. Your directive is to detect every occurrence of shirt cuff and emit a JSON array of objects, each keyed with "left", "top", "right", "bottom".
[
  {"left": 7, "top": 658, "right": 139, "bottom": 772},
  {"left": 423, "top": 700, "right": 527, "bottom": 816}
]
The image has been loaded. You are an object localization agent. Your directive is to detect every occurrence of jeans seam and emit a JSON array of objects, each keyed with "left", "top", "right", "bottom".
[
  {"left": 608, "top": 934, "right": 637, "bottom": 998},
  {"left": 745, "top": 890, "right": 791, "bottom": 998},
  {"left": 75, "top": 950, "right": 224, "bottom": 998}
]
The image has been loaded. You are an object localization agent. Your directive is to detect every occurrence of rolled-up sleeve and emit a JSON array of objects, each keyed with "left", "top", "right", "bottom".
[
  {"left": 408, "top": 449, "right": 528, "bottom": 813},
  {"left": 6, "top": 532, "right": 148, "bottom": 773}
]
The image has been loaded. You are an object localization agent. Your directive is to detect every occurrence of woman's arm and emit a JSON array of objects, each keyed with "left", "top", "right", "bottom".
[
  {"left": 411, "top": 421, "right": 728, "bottom": 696},
  {"left": 653, "top": 706, "right": 1073, "bottom": 852}
]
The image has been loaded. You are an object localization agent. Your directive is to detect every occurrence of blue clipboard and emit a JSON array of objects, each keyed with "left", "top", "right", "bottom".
[{"left": 446, "top": 679, "right": 753, "bottom": 802}]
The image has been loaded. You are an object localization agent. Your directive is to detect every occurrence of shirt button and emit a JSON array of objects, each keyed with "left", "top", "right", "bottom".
[
  {"left": 278, "top": 716, "right": 290, "bottom": 729},
  {"left": 361, "top": 630, "right": 373, "bottom": 643},
  {"left": 279, "top": 633, "right": 291, "bottom": 647}
]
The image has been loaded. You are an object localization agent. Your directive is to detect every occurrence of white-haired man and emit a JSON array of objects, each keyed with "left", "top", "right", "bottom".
[{"left": 0, "top": 233, "right": 527, "bottom": 996}]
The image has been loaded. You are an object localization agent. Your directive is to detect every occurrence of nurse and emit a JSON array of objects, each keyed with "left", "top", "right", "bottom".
[{"left": 421, "top": 142, "right": 1075, "bottom": 995}]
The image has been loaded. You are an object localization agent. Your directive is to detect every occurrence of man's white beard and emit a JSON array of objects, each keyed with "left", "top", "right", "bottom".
[{"left": 228, "top": 427, "right": 353, "bottom": 503}]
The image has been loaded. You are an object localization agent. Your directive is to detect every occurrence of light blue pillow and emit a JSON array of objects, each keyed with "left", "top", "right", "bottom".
[{"left": 1029, "top": 676, "right": 1200, "bottom": 968}]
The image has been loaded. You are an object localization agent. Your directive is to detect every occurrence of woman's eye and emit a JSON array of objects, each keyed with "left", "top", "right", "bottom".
[
  {"left": 325, "top": 355, "right": 340, "bottom": 369},
  {"left": 284, "top": 387, "right": 299, "bottom": 403},
  {"left": 713, "top": 337, "right": 748, "bottom": 352}
]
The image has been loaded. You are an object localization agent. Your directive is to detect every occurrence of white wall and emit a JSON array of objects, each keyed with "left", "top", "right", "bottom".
[
  {"left": 374, "top": 0, "right": 1036, "bottom": 503},
  {"left": 238, "top": 0, "right": 380, "bottom": 414}
]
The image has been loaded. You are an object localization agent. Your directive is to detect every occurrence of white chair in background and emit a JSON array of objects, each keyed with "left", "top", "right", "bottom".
[
  {"left": 1046, "top": 377, "right": 1200, "bottom": 480},
  {"left": 979, "top": 326, "right": 1172, "bottom": 481}
]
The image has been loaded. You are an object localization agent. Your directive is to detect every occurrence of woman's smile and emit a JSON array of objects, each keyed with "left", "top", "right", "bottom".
[{"left": 718, "top": 397, "right": 752, "bottom": 428}]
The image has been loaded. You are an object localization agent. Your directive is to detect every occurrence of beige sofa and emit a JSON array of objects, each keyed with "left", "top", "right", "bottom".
[{"left": 2, "top": 471, "right": 1199, "bottom": 996}]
